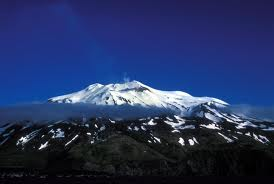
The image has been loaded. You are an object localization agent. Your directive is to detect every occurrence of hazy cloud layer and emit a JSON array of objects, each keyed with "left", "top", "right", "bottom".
[
  {"left": 227, "top": 105, "right": 274, "bottom": 122},
  {"left": 0, "top": 103, "right": 174, "bottom": 125},
  {"left": 0, "top": 103, "right": 273, "bottom": 126}
]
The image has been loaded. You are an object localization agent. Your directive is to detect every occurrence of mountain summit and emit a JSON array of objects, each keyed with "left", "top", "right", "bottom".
[{"left": 48, "top": 81, "right": 228, "bottom": 116}]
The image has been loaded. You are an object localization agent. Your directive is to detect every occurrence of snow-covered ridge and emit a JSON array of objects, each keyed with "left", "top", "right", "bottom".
[{"left": 48, "top": 80, "right": 228, "bottom": 115}]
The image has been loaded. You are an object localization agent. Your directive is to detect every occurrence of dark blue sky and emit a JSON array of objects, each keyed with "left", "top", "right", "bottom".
[{"left": 0, "top": 0, "right": 273, "bottom": 106}]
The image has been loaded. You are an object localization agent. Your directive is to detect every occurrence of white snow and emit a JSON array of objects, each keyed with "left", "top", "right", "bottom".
[
  {"left": 252, "top": 134, "right": 269, "bottom": 144},
  {"left": 65, "top": 135, "right": 79, "bottom": 146},
  {"left": 188, "top": 139, "right": 195, "bottom": 146},
  {"left": 236, "top": 121, "right": 258, "bottom": 129},
  {"left": 139, "top": 118, "right": 146, "bottom": 121},
  {"left": 174, "top": 115, "right": 185, "bottom": 124},
  {"left": 193, "top": 137, "right": 199, "bottom": 144},
  {"left": 109, "top": 119, "right": 115, "bottom": 124},
  {"left": 165, "top": 118, "right": 194, "bottom": 131},
  {"left": 134, "top": 126, "right": 139, "bottom": 131},
  {"left": 178, "top": 137, "right": 185, "bottom": 146},
  {"left": 205, "top": 106, "right": 234, "bottom": 123},
  {"left": 218, "top": 132, "right": 233, "bottom": 143},
  {"left": 153, "top": 136, "right": 161, "bottom": 143},
  {"left": 86, "top": 132, "right": 91, "bottom": 136},
  {"left": 51, "top": 128, "right": 65, "bottom": 138},
  {"left": 187, "top": 137, "right": 198, "bottom": 146},
  {"left": 127, "top": 126, "right": 132, "bottom": 131},
  {"left": 232, "top": 136, "right": 238, "bottom": 140},
  {"left": 16, "top": 129, "right": 41, "bottom": 146},
  {"left": 147, "top": 119, "right": 157, "bottom": 126},
  {"left": 245, "top": 132, "right": 251, "bottom": 137},
  {"left": 49, "top": 129, "right": 54, "bottom": 134},
  {"left": 258, "top": 135, "right": 270, "bottom": 143},
  {"left": 99, "top": 125, "right": 106, "bottom": 132},
  {"left": 262, "top": 127, "right": 274, "bottom": 131},
  {"left": 166, "top": 117, "right": 173, "bottom": 121},
  {"left": 172, "top": 130, "right": 180, "bottom": 133},
  {"left": 204, "top": 113, "right": 221, "bottom": 122},
  {"left": 38, "top": 141, "right": 49, "bottom": 150},
  {"left": 178, "top": 125, "right": 195, "bottom": 130},
  {"left": 200, "top": 123, "right": 221, "bottom": 130},
  {"left": 141, "top": 126, "right": 146, "bottom": 131},
  {"left": 48, "top": 81, "right": 228, "bottom": 115},
  {"left": 252, "top": 134, "right": 263, "bottom": 144},
  {"left": 164, "top": 120, "right": 185, "bottom": 128},
  {"left": 53, "top": 120, "right": 64, "bottom": 125}
]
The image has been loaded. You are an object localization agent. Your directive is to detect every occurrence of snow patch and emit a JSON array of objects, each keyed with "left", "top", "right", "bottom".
[
  {"left": 188, "top": 139, "right": 195, "bottom": 146},
  {"left": 236, "top": 121, "right": 258, "bottom": 129},
  {"left": 153, "top": 136, "right": 161, "bottom": 143},
  {"left": 51, "top": 128, "right": 65, "bottom": 138},
  {"left": 65, "top": 135, "right": 79, "bottom": 146},
  {"left": 38, "top": 141, "right": 49, "bottom": 150},
  {"left": 218, "top": 132, "right": 233, "bottom": 143},
  {"left": 134, "top": 126, "right": 139, "bottom": 131},
  {"left": 141, "top": 126, "right": 146, "bottom": 131},
  {"left": 178, "top": 137, "right": 185, "bottom": 146},
  {"left": 253, "top": 134, "right": 270, "bottom": 144},
  {"left": 200, "top": 123, "right": 220, "bottom": 130},
  {"left": 263, "top": 127, "right": 274, "bottom": 131},
  {"left": 193, "top": 137, "right": 199, "bottom": 144},
  {"left": 172, "top": 130, "right": 180, "bottom": 133},
  {"left": 245, "top": 132, "right": 251, "bottom": 137},
  {"left": 147, "top": 119, "right": 157, "bottom": 126},
  {"left": 16, "top": 129, "right": 41, "bottom": 146},
  {"left": 109, "top": 119, "right": 115, "bottom": 124},
  {"left": 204, "top": 113, "right": 221, "bottom": 122},
  {"left": 99, "top": 125, "right": 106, "bottom": 132}
]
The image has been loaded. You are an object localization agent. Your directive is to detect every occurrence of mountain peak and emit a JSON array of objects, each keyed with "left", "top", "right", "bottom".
[
  {"left": 48, "top": 81, "right": 228, "bottom": 115},
  {"left": 107, "top": 80, "right": 147, "bottom": 89}
]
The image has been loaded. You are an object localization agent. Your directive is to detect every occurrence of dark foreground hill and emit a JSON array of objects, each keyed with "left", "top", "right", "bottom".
[{"left": 0, "top": 116, "right": 274, "bottom": 176}]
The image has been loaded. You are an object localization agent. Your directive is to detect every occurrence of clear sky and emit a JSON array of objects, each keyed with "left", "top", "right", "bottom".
[{"left": 0, "top": 0, "right": 273, "bottom": 106}]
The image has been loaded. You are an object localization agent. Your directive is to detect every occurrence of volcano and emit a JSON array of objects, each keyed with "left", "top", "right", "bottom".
[{"left": 0, "top": 81, "right": 274, "bottom": 176}]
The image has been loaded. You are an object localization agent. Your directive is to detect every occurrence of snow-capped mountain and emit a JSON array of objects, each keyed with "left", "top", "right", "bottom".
[
  {"left": 48, "top": 80, "right": 229, "bottom": 118},
  {"left": 1, "top": 81, "right": 274, "bottom": 176},
  {"left": 48, "top": 80, "right": 227, "bottom": 108}
]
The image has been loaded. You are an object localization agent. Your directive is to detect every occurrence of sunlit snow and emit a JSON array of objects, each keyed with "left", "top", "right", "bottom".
[{"left": 218, "top": 132, "right": 233, "bottom": 143}]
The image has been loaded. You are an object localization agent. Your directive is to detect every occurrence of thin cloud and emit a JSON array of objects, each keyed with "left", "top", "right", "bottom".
[{"left": 123, "top": 72, "right": 130, "bottom": 83}]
